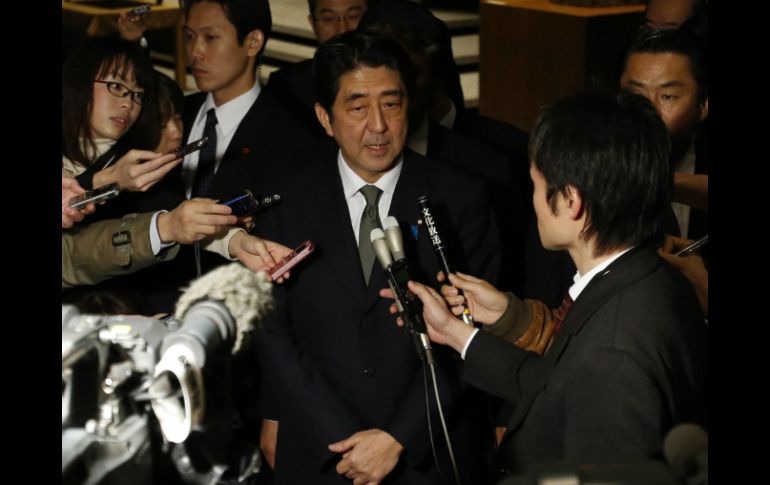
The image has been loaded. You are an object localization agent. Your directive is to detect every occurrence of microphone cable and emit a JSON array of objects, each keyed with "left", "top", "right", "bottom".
[
  {"left": 426, "top": 355, "right": 462, "bottom": 485},
  {"left": 371, "top": 222, "right": 462, "bottom": 485},
  {"left": 422, "top": 359, "right": 442, "bottom": 479}
]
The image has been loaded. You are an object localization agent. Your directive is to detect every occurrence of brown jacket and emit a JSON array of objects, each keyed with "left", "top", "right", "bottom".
[{"left": 62, "top": 212, "right": 179, "bottom": 288}]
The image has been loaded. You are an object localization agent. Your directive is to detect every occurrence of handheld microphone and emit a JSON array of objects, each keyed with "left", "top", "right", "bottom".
[
  {"left": 371, "top": 223, "right": 433, "bottom": 364},
  {"left": 382, "top": 216, "right": 406, "bottom": 261},
  {"left": 416, "top": 196, "right": 474, "bottom": 326}
]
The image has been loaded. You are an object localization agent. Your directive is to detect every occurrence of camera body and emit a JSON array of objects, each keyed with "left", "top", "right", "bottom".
[{"left": 62, "top": 304, "right": 261, "bottom": 485}]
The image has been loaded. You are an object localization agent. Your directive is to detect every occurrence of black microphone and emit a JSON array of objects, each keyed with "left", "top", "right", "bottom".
[
  {"left": 371, "top": 223, "right": 433, "bottom": 364},
  {"left": 416, "top": 195, "right": 474, "bottom": 326}
]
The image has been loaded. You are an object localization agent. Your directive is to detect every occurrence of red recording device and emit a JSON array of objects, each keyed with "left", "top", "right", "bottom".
[{"left": 268, "top": 240, "right": 315, "bottom": 281}]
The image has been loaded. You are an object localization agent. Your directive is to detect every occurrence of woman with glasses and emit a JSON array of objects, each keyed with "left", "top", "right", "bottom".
[
  {"left": 61, "top": 38, "right": 238, "bottom": 302},
  {"left": 61, "top": 38, "right": 285, "bottom": 309},
  {"left": 62, "top": 36, "right": 181, "bottom": 193}
]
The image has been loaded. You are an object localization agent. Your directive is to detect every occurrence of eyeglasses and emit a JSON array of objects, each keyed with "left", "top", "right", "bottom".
[
  {"left": 93, "top": 80, "right": 146, "bottom": 105},
  {"left": 313, "top": 11, "right": 363, "bottom": 26}
]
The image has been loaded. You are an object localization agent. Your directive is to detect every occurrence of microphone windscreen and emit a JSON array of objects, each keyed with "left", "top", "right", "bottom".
[
  {"left": 174, "top": 262, "right": 274, "bottom": 354},
  {"left": 663, "top": 423, "right": 708, "bottom": 476},
  {"left": 371, "top": 228, "right": 393, "bottom": 268},
  {"left": 383, "top": 216, "right": 405, "bottom": 261}
]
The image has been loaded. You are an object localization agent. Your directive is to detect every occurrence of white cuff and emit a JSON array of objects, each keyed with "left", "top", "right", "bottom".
[
  {"left": 202, "top": 227, "right": 245, "bottom": 261},
  {"left": 150, "top": 211, "right": 175, "bottom": 256},
  {"left": 460, "top": 328, "right": 481, "bottom": 360}
]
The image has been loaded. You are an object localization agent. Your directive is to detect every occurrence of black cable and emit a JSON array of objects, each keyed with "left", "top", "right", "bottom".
[
  {"left": 422, "top": 359, "right": 443, "bottom": 479},
  {"left": 428, "top": 361, "right": 462, "bottom": 485}
]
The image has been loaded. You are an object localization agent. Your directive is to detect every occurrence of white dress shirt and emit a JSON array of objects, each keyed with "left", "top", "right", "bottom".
[
  {"left": 181, "top": 80, "right": 261, "bottom": 199},
  {"left": 337, "top": 150, "right": 403, "bottom": 242},
  {"left": 180, "top": 81, "right": 262, "bottom": 260}
]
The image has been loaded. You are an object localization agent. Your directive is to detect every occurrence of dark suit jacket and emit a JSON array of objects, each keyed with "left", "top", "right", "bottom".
[
  {"left": 177, "top": 89, "right": 316, "bottom": 201},
  {"left": 256, "top": 141, "right": 501, "bottom": 484},
  {"left": 463, "top": 246, "right": 707, "bottom": 474},
  {"left": 117, "top": 88, "right": 316, "bottom": 314}
]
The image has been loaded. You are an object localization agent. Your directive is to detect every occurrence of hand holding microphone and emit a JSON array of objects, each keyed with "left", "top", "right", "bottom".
[
  {"left": 438, "top": 272, "right": 508, "bottom": 326},
  {"left": 371, "top": 217, "right": 433, "bottom": 361},
  {"left": 417, "top": 196, "right": 474, "bottom": 326}
]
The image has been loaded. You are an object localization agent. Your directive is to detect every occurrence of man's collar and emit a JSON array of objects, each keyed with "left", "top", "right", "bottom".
[
  {"left": 197, "top": 81, "right": 261, "bottom": 137},
  {"left": 569, "top": 247, "right": 633, "bottom": 301},
  {"left": 337, "top": 150, "right": 404, "bottom": 200}
]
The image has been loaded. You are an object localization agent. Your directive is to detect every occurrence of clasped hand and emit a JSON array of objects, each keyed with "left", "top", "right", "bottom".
[{"left": 328, "top": 429, "right": 403, "bottom": 485}]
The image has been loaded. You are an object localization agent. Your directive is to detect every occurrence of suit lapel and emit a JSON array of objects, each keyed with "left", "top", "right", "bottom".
[
  {"left": 207, "top": 94, "right": 270, "bottom": 197},
  {"left": 309, "top": 145, "right": 370, "bottom": 303},
  {"left": 546, "top": 246, "right": 659, "bottom": 359}
]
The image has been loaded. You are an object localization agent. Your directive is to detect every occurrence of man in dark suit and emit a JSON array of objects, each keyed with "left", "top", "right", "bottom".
[
  {"left": 620, "top": 27, "right": 708, "bottom": 241},
  {"left": 256, "top": 31, "right": 501, "bottom": 484},
  {"left": 357, "top": 1, "right": 531, "bottom": 293},
  {"left": 526, "top": 27, "right": 709, "bottom": 307},
  {"left": 400, "top": 92, "right": 707, "bottom": 475},
  {"left": 133, "top": 0, "right": 318, "bottom": 314}
]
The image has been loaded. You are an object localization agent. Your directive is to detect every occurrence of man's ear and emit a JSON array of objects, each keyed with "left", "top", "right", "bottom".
[
  {"left": 246, "top": 29, "right": 265, "bottom": 57},
  {"left": 699, "top": 96, "right": 709, "bottom": 122},
  {"left": 315, "top": 103, "right": 334, "bottom": 138},
  {"left": 563, "top": 185, "right": 585, "bottom": 221}
]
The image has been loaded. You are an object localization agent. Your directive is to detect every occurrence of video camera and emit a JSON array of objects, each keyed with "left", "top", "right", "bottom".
[{"left": 62, "top": 263, "right": 273, "bottom": 485}]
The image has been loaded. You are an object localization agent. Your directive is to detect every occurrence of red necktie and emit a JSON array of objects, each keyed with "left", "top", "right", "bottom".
[{"left": 552, "top": 293, "right": 574, "bottom": 334}]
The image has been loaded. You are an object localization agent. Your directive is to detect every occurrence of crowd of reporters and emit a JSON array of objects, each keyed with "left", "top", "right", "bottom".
[{"left": 61, "top": 1, "right": 708, "bottom": 483}]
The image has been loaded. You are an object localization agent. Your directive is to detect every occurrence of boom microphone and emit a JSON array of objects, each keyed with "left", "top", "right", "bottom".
[{"left": 416, "top": 196, "right": 474, "bottom": 326}]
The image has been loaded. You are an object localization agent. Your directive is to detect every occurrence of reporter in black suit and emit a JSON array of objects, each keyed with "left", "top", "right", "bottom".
[
  {"left": 136, "top": 0, "right": 316, "bottom": 313},
  {"left": 396, "top": 92, "right": 707, "bottom": 475},
  {"left": 255, "top": 31, "right": 501, "bottom": 484}
]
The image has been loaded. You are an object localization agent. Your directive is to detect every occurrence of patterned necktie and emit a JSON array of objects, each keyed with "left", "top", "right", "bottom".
[
  {"left": 358, "top": 185, "right": 383, "bottom": 285},
  {"left": 552, "top": 293, "right": 574, "bottom": 334},
  {"left": 191, "top": 108, "right": 218, "bottom": 198}
]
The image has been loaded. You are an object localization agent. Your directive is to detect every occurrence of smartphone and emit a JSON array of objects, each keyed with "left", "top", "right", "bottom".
[
  {"left": 268, "top": 240, "right": 315, "bottom": 281},
  {"left": 675, "top": 234, "right": 708, "bottom": 256},
  {"left": 69, "top": 183, "right": 120, "bottom": 210},
  {"left": 222, "top": 190, "right": 281, "bottom": 217},
  {"left": 170, "top": 136, "right": 208, "bottom": 159},
  {"left": 130, "top": 5, "right": 151, "bottom": 16}
]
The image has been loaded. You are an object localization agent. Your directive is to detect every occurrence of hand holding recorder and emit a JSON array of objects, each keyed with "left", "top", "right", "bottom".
[
  {"left": 658, "top": 235, "right": 708, "bottom": 315},
  {"left": 68, "top": 182, "right": 119, "bottom": 210},
  {"left": 62, "top": 177, "right": 96, "bottom": 228},
  {"left": 268, "top": 241, "right": 314, "bottom": 281},
  {"left": 92, "top": 149, "right": 182, "bottom": 192},
  {"left": 221, "top": 189, "right": 281, "bottom": 217}
]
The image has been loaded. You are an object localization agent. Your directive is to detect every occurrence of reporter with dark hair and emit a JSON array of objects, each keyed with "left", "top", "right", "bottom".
[{"left": 386, "top": 92, "right": 707, "bottom": 475}]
